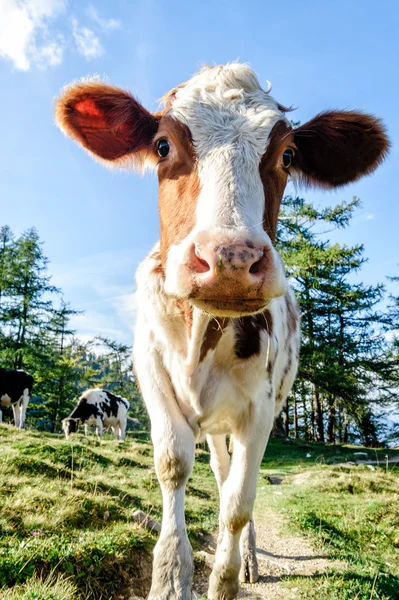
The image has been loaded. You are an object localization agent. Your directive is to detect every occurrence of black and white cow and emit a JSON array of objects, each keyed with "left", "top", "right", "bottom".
[
  {"left": 0, "top": 368, "right": 33, "bottom": 429},
  {"left": 62, "top": 388, "right": 130, "bottom": 441}
]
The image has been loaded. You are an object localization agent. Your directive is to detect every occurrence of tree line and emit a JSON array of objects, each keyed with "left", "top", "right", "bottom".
[
  {"left": 0, "top": 194, "right": 398, "bottom": 444},
  {"left": 0, "top": 225, "right": 145, "bottom": 432},
  {"left": 275, "top": 195, "right": 398, "bottom": 446}
]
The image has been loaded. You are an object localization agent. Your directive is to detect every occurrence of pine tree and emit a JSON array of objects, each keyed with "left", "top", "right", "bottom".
[
  {"left": 1, "top": 228, "right": 59, "bottom": 369},
  {"left": 276, "top": 195, "right": 394, "bottom": 445}
]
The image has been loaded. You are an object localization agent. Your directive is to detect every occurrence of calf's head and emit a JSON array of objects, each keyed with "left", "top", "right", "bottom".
[{"left": 56, "top": 64, "right": 388, "bottom": 317}]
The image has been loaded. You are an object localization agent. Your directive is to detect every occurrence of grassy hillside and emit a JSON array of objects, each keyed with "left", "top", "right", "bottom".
[{"left": 0, "top": 425, "right": 398, "bottom": 599}]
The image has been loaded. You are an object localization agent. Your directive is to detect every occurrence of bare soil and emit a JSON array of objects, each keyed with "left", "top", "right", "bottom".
[{"left": 192, "top": 502, "right": 343, "bottom": 599}]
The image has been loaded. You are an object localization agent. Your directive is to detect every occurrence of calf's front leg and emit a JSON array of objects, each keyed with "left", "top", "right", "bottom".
[
  {"left": 208, "top": 403, "right": 274, "bottom": 600},
  {"left": 135, "top": 348, "right": 195, "bottom": 600}
]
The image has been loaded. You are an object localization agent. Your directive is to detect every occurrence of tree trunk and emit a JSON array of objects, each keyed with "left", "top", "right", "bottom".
[
  {"left": 293, "top": 390, "right": 298, "bottom": 438},
  {"left": 302, "top": 382, "right": 310, "bottom": 440},
  {"left": 312, "top": 385, "right": 324, "bottom": 442},
  {"left": 327, "top": 394, "right": 336, "bottom": 443},
  {"left": 272, "top": 413, "right": 286, "bottom": 438},
  {"left": 343, "top": 409, "right": 349, "bottom": 443},
  {"left": 283, "top": 400, "right": 289, "bottom": 437}
]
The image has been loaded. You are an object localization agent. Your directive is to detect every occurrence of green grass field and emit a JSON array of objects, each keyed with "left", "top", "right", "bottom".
[{"left": 0, "top": 425, "right": 398, "bottom": 599}]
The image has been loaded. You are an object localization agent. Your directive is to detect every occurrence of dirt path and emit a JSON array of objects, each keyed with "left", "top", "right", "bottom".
[
  {"left": 126, "top": 489, "right": 343, "bottom": 599},
  {"left": 237, "top": 507, "right": 342, "bottom": 599},
  {"left": 193, "top": 504, "right": 343, "bottom": 599}
]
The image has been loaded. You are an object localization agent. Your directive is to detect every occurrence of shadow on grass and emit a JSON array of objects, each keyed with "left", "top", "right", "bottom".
[{"left": 274, "top": 570, "right": 399, "bottom": 600}]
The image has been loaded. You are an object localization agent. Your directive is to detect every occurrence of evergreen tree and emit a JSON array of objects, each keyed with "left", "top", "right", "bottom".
[
  {"left": 277, "top": 196, "right": 395, "bottom": 446},
  {"left": 0, "top": 228, "right": 59, "bottom": 369}
]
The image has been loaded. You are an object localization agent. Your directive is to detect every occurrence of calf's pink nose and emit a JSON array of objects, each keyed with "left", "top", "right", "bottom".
[{"left": 189, "top": 242, "right": 268, "bottom": 277}]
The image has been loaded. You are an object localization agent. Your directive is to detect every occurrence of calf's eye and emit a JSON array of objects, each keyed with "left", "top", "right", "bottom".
[
  {"left": 157, "top": 139, "right": 170, "bottom": 158},
  {"left": 282, "top": 149, "right": 294, "bottom": 169}
]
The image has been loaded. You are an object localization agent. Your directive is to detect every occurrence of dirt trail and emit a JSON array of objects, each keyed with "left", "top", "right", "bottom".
[
  {"left": 237, "top": 507, "right": 342, "bottom": 599},
  {"left": 126, "top": 483, "right": 343, "bottom": 599},
  {"left": 193, "top": 503, "right": 343, "bottom": 599}
]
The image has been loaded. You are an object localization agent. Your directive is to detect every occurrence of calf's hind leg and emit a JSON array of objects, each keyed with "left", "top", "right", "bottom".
[
  {"left": 239, "top": 518, "right": 259, "bottom": 583},
  {"left": 208, "top": 434, "right": 259, "bottom": 583},
  {"left": 208, "top": 404, "right": 274, "bottom": 600}
]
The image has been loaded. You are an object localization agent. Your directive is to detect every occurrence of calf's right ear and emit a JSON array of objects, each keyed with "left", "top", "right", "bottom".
[{"left": 55, "top": 80, "right": 159, "bottom": 168}]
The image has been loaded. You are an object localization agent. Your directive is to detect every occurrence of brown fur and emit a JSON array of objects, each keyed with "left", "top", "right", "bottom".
[
  {"left": 234, "top": 310, "right": 273, "bottom": 359},
  {"left": 55, "top": 81, "right": 159, "bottom": 164},
  {"left": 225, "top": 511, "right": 251, "bottom": 535},
  {"left": 199, "top": 318, "right": 229, "bottom": 362},
  {"left": 285, "top": 293, "right": 300, "bottom": 338},
  {"left": 156, "top": 117, "right": 200, "bottom": 265},
  {"left": 157, "top": 451, "right": 191, "bottom": 489},
  {"left": 293, "top": 111, "right": 390, "bottom": 187},
  {"left": 260, "top": 120, "right": 294, "bottom": 241}
]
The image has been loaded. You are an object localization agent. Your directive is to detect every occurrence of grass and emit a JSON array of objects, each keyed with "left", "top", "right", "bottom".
[
  {"left": 258, "top": 448, "right": 399, "bottom": 599},
  {"left": 0, "top": 425, "right": 219, "bottom": 599},
  {"left": 0, "top": 425, "right": 398, "bottom": 599},
  {"left": 0, "top": 573, "right": 79, "bottom": 599}
]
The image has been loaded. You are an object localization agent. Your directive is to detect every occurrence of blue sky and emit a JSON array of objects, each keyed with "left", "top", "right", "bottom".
[{"left": 0, "top": 0, "right": 398, "bottom": 346}]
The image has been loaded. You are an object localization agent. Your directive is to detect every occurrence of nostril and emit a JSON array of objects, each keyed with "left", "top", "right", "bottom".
[
  {"left": 249, "top": 259, "right": 262, "bottom": 274},
  {"left": 189, "top": 244, "right": 211, "bottom": 274},
  {"left": 249, "top": 248, "right": 269, "bottom": 275}
]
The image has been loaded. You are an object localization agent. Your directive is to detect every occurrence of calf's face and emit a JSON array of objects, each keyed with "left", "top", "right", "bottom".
[{"left": 56, "top": 64, "right": 388, "bottom": 317}]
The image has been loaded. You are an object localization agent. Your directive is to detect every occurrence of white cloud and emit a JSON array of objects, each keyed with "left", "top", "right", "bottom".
[
  {"left": 0, "top": 0, "right": 66, "bottom": 70},
  {"left": 86, "top": 5, "right": 120, "bottom": 32},
  {"left": 365, "top": 213, "right": 375, "bottom": 221},
  {"left": 71, "top": 16, "right": 103, "bottom": 60}
]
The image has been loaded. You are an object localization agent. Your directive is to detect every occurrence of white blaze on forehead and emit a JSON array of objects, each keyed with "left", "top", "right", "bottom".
[{"left": 168, "top": 64, "right": 287, "bottom": 232}]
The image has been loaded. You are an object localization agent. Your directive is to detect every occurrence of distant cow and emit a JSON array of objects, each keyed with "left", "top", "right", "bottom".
[
  {"left": 0, "top": 369, "right": 33, "bottom": 429},
  {"left": 62, "top": 389, "right": 129, "bottom": 441}
]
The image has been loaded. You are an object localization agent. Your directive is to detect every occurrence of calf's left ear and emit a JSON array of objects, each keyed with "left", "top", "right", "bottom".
[{"left": 293, "top": 111, "right": 389, "bottom": 187}]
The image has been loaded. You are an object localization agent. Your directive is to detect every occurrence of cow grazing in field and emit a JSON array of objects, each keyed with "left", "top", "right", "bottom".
[
  {"left": 62, "top": 389, "right": 129, "bottom": 441},
  {"left": 56, "top": 63, "right": 388, "bottom": 600},
  {"left": 0, "top": 369, "right": 33, "bottom": 429}
]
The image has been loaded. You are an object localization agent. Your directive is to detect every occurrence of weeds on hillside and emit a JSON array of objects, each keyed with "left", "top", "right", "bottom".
[
  {"left": 278, "top": 466, "right": 399, "bottom": 599},
  {"left": 0, "top": 426, "right": 219, "bottom": 599}
]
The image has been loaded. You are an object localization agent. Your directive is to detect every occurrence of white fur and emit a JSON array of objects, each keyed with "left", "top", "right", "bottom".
[
  {"left": 134, "top": 243, "right": 299, "bottom": 599},
  {"left": 164, "top": 64, "right": 289, "bottom": 299},
  {"left": 134, "top": 67, "right": 299, "bottom": 600}
]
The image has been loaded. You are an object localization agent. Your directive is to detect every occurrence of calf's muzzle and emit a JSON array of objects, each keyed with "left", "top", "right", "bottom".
[{"left": 185, "top": 237, "right": 284, "bottom": 317}]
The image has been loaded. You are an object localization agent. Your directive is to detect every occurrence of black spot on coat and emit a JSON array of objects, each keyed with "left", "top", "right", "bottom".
[
  {"left": 0, "top": 369, "right": 33, "bottom": 405},
  {"left": 234, "top": 310, "right": 273, "bottom": 359}
]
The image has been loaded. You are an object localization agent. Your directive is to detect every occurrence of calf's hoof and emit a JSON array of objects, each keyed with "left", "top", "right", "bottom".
[
  {"left": 207, "top": 567, "right": 239, "bottom": 600},
  {"left": 239, "top": 519, "right": 259, "bottom": 583},
  {"left": 148, "top": 534, "right": 193, "bottom": 600}
]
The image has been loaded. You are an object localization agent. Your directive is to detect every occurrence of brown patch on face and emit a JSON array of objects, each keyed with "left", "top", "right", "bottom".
[
  {"left": 156, "top": 117, "right": 200, "bottom": 265},
  {"left": 234, "top": 310, "right": 273, "bottom": 359},
  {"left": 260, "top": 120, "right": 294, "bottom": 241},
  {"left": 199, "top": 318, "right": 229, "bottom": 362}
]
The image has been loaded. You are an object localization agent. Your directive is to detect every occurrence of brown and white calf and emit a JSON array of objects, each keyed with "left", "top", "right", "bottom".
[{"left": 56, "top": 64, "right": 388, "bottom": 600}]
